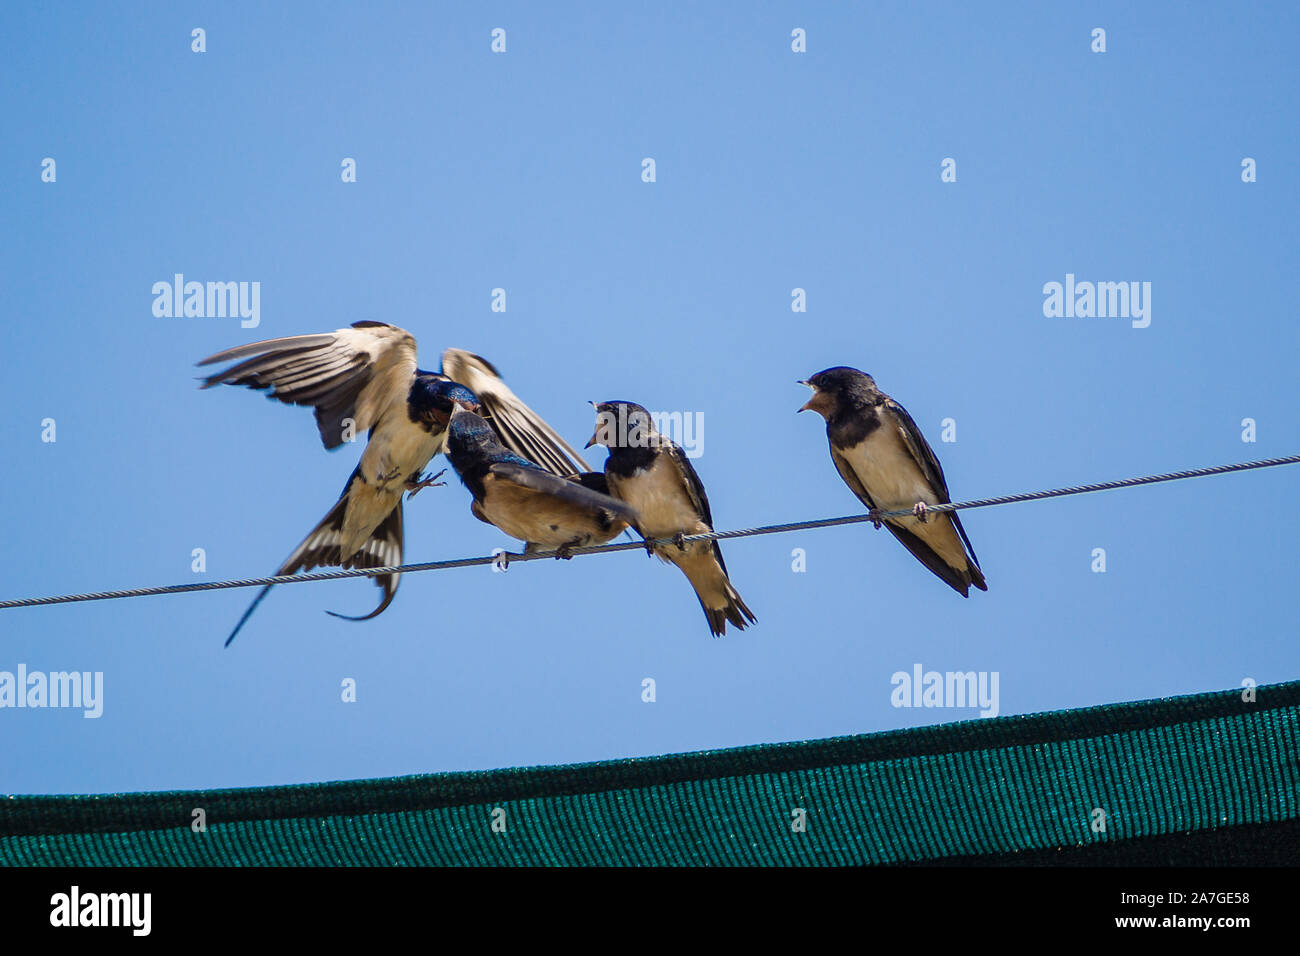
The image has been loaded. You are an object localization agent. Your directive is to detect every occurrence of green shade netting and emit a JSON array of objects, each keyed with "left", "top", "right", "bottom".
[{"left": 3, "top": 681, "right": 1297, "bottom": 865}]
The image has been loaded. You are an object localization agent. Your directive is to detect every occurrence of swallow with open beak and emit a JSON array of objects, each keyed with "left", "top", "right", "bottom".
[
  {"left": 587, "top": 401, "right": 756, "bottom": 637},
  {"left": 798, "top": 367, "right": 987, "bottom": 596},
  {"left": 198, "top": 321, "right": 591, "bottom": 643},
  {"left": 445, "top": 405, "right": 637, "bottom": 558}
]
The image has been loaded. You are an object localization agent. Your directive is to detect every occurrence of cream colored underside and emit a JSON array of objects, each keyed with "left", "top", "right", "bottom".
[{"left": 841, "top": 426, "right": 968, "bottom": 570}]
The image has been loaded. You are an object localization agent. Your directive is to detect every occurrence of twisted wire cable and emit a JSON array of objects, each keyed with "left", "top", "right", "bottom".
[{"left": 2, "top": 454, "right": 1296, "bottom": 611}]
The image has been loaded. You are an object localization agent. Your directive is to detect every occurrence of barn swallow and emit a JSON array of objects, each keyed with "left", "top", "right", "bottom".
[
  {"left": 198, "top": 321, "right": 591, "bottom": 643},
  {"left": 798, "top": 367, "right": 987, "bottom": 596},
  {"left": 587, "top": 401, "right": 756, "bottom": 637},
  {"left": 444, "top": 405, "right": 637, "bottom": 556}
]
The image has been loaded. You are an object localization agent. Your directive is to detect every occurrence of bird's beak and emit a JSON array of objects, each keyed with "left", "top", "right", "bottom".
[
  {"left": 584, "top": 430, "right": 599, "bottom": 449},
  {"left": 797, "top": 380, "right": 816, "bottom": 413}
]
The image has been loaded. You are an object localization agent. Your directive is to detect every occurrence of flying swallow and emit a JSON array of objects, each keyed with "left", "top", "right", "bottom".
[
  {"left": 444, "top": 405, "right": 637, "bottom": 557},
  {"left": 198, "top": 321, "right": 590, "bottom": 643},
  {"left": 798, "top": 367, "right": 987, "bottom": 596},
  {"left": 587, "top": 401, "right": 756, "bottom": 637}
]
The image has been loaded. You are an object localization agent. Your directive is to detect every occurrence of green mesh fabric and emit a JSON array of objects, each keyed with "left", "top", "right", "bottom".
[{"left": 4, "top": 681, "right": 1298, "bottom": 866}]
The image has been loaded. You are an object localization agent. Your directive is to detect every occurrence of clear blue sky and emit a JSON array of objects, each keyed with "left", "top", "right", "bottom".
[{"left": 2, "top": 2, "right": 1297, "bottom": 795}]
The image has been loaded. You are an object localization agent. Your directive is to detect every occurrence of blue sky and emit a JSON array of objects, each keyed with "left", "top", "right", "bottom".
[{"left": 2, "top": 2, "right": 1297, "bottom": 795}]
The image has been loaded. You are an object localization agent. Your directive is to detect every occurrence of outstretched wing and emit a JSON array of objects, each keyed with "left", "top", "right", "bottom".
[
  {"left": 198, "top": 321, "right": 418, "bottom": 450},
  {"left": 442, "top": 348, "right": 590, "bottom": 477}
]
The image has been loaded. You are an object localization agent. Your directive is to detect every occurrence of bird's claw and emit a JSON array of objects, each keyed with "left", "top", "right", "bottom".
[
  {"left": 406, "top": 468, "right": 448, "bottom": 498},
  {"left": 555, "top": 544, "right": 576, "bottom": 560},
  {"left": 644, "top": 538, "right": 656, "bottom": 557},
  {"left": 672, "top": 531, "right": 688, "bottom": 551},
  {"left": 912, "top": 502, "right": 929, "bottom": 523},
  {"left": 868, "top": 510, "right": 883, "bottom": 530}
]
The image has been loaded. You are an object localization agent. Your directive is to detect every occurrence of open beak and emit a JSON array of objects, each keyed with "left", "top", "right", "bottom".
[{"left": 797, "top": 380, "right": 816, "bottom": 413}]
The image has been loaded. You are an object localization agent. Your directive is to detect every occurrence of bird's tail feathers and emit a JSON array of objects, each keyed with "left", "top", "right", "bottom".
[
  {"left": 676, "top": 547, "right": 757, "bottom": 638},
  {"left": 883, "top": 519, "right": 984, "bottom": 597},
  {"left": 224, "top": 493, "right": 404, "bottom": 646},
  {"left": 698, "top": 584, "right": 757, "bottom": 638}
]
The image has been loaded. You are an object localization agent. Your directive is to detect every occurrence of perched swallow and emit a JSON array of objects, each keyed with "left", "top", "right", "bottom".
[
  {"left": 444, "top": 405, "right": 637, "bottom": 557},
  {"left": 587, "top": 401, "right": 755, "bottom": 637},
  {"left": 198, "top": 321, "right": 590, "bottom": 643},
  {"left": 798, "top": 367, "right": 987, "bottom": 596}
]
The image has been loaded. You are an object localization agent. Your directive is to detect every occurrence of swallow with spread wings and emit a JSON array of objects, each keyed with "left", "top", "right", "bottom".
[{"left": 198, "top": 321, "right": 590, "bottom": 645}]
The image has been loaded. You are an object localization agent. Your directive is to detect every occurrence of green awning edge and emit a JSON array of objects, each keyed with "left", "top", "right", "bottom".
[{"left": 3, "top": 679, "right": 1294, "bottom": 840}]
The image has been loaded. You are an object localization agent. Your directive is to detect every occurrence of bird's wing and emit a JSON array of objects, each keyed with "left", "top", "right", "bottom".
[
  {"left": 831, "top": 441, "right": 975, "bottom": 594},
  {"left": 198, "top": 321, "right": 418, "bottom": 450},
  {"left": 664, "top": 442, "right": 714, "bottom": 528},
  {"left": 489, "top": 461, "right": 639, "bottom": 524},
  {"left": 883, "top": 398, "right": 983, "bottom": 571},
  {"left": 567, "top": 471, "right": 615, "bottom": 495},
  {"left": 882, "top": 398, "right": 952, "bottom": 502},
  {"left": 442, "top": 348, "right": 591, "bottom": 477},
  {"left": 878, "top": 519, "right": 975, "bottom": 595},
  {"left": 662, "top": 440, "right": 732, "bottom": 574}
]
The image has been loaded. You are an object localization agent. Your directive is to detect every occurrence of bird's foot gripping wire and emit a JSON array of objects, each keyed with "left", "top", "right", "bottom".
[
  {"left": 912, "top": 501, "right": 929, "bottom": 523},
  {"left": 867, "top": 509, "right": 883, "bottom": 530},
  {"left": 523, "top": 542, "right": 576, "bottom": 561},
  {"left": 672, "top": 531, "right": 688, "bottom": 551},
  {"left": 406, "top": 468, "right": 448, "bottom": 498}
]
